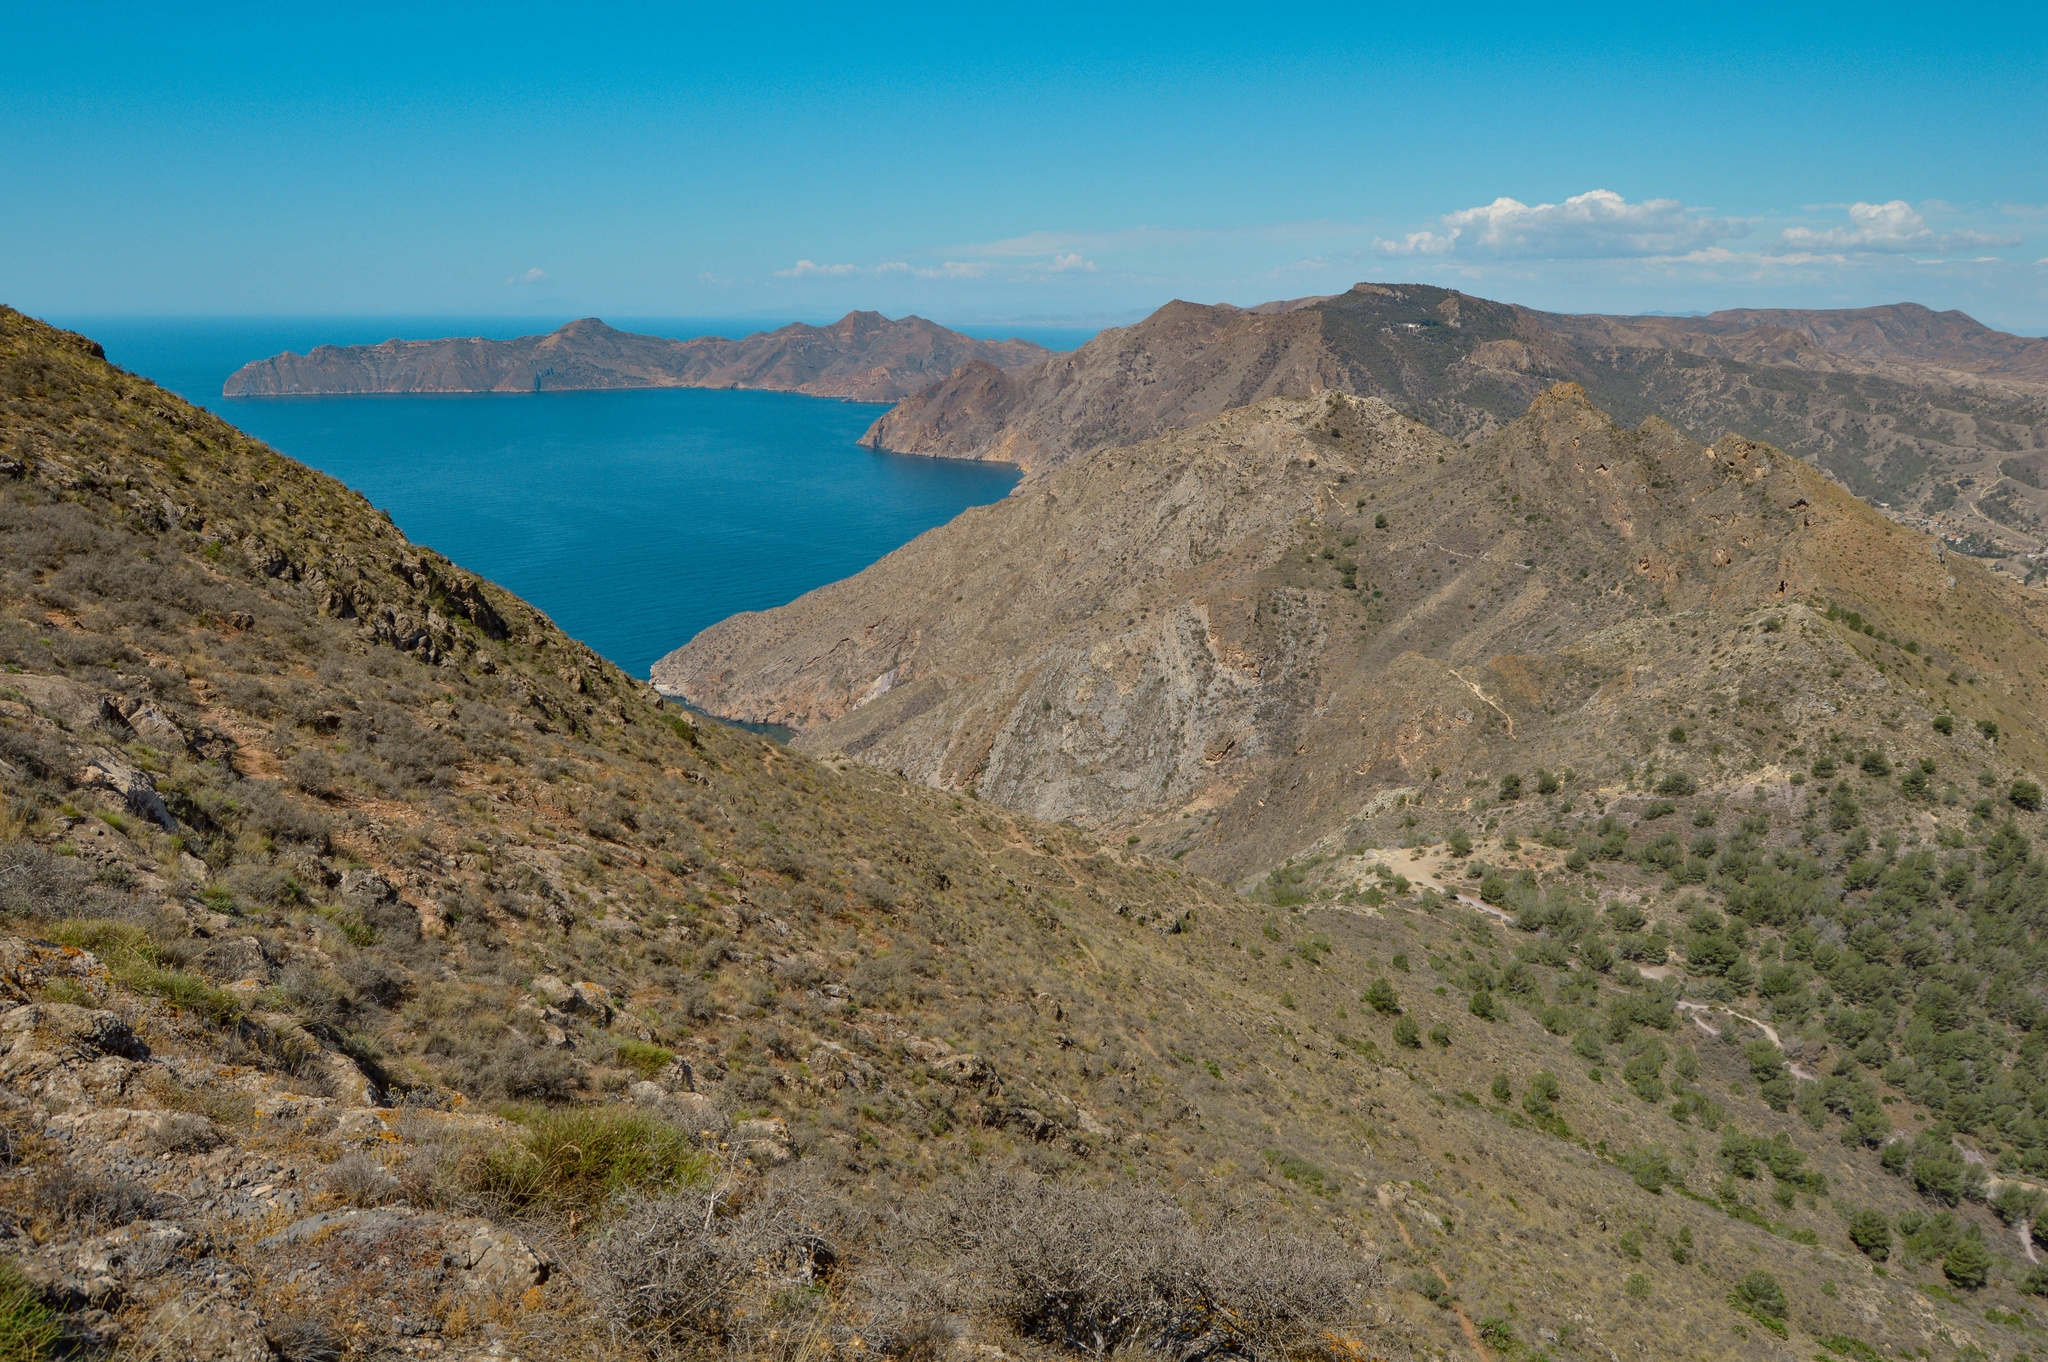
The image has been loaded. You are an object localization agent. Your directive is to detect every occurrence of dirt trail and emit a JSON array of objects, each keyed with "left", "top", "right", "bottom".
[{"left": 1376, "top": 1185, "right": 1490, "bottom": 1362}]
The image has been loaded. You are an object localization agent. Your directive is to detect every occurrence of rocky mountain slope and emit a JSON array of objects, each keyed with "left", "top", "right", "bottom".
[
  {"left": 222, "top": 313, "right": 1051, "bottom": 403},
  {"left": 862, "top": 284, "right": 2048, "bottom": 571},
  {"left": 663, "top": 382, "right": 2048, "bottom": 884},
  {"left": 12, "top": 306, "right": 2048, "bottom": 1362},
  {"left": 1623, "top": 302, "right": 2048, "bottom": 387}
]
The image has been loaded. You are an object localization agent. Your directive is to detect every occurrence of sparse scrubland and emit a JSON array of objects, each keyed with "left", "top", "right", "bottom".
[{"left": 5, "top": 303, "right": 2048, "bottom": 1361}]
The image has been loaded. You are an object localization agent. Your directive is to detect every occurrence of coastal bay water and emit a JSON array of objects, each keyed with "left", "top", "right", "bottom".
[{"left": 70, "top": 317, "right": 1053, "bottom": 680}]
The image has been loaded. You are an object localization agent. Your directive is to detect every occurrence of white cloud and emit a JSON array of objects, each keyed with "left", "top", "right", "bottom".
[
  {"left": 1046, "top": 253, "right": 1096, "bottom": 273},
  {"left": 773, "top": 258, "right": 989, "bottom": 280},
  {"left": 505, "top": 267, "right": 549, "bottom": 285},
  {"left": 1374, "top": 190, "right": 1735, "bottom": 260},
  {"left": 773, "top": 259, "right": 862, "bottom": 278},
  {"left": 1779, "top": 200, "right": 2021, "bottom": 253}
]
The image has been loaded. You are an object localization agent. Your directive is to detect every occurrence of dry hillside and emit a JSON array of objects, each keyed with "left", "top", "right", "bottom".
[
  {"left": 6, "top": 308, "right": 2048, "bottom": 1362},
  {"left": 662, "top": 382, "right": 2048, "bottom": 886}
]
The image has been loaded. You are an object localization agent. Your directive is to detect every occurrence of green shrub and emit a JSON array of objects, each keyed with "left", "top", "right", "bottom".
[
  {"left": 1490, "top": 1074, "right": 1512, "bottom": 1103},
  {"left": 1392, "top": 1017, "right": 1422, "bottom": 1049},
  {"left": 461, "top": 1106, "right": 708, "bottom": 1218},
  {"left": 2012, "top": 779, "right": 2043, "bottom": 812},
  {"left": 1406, "top": 1271, "right": 1450, "bottom": 1306},
  {"left": 1980, "top": 719, "right": 2000, "bottom": 741},
  {"left": 1944, "top": 1234, "right": 1993, "bottom": 1289},
  {"left": 1654, "top": 771, "right": 1696, "bottom": 797},
  {"left": 0, "top": 1259, "right": 58, "bottom": 1361},
  {"left": 1624, "top": 1272, "right": 1651, "bottom": 1300},
  {"left": 1522, "top": 1071, "right": 1561, "bottom": 1118},
  {"left": 1622, "top": 1146, "right": 1676, "bottom": 1193},
  {"left": 123, "top": 961, "right": 246, "bottom": 1028},
  {"left": 1847, "top": 1208, "right": 1891, "bottom": 1260},
  {"left": 1428, "top": 1024, "right": 1451, "bottom": 1047},
  {"left": 1818, "top": 1335, "right": 1884, "bottom": 1362},
  {"left": 1733, "top": 1269, "right": 1786, "bottom": 1318},
  {"left": 1933, "top": 714, "right": 1955, "bottom": 735},
  {"left": 1364, "top": 978, "right": 1401, "bottom": 1015},
  {"left": 1261, "top": 1149, "right": 1332, "bottom": 1196},
  {"left": 613, "top": 1040, "right": 677, "bottom": 1081}
]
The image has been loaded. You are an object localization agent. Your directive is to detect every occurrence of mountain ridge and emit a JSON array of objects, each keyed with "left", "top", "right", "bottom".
[
  {"left": 222, "top": 312, "right": 1053, "bottom": 403},
  {"left": 861, "top": 285, "right": 2048, "bottom": 569}
]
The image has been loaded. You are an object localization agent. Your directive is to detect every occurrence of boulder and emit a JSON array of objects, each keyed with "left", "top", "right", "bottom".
[
  {"left": 136, "top": 1291, "right": 274, "bottom": 1362},
  {"left": 113, "top": 696, "right": 187, "bottom": 751},
  {"left": 75, "top": 748, "right": 178, "bottom": 831},
  {"left": 318, "top": 1050, "right": 383, "bottom": 1109},
  {"left": 733, "top": 1115, "right": 796, "bottom": 1165},
  {"left": 0, "top": 937, "right": 112, "bottom": 1004},
  {"left": 441, "top": 1217, "right": 552, "bottom": 1295},
  {"left": 0, "top": 1002, "right": 147, "bottom": 1061},
  {"left": 529, "top": 974, "right": 577, "bottom": 1010},
  {"left": 804, "top": 1042, "right": 878, "bottom": 1092},
  {"left": 198, "top": 935, "right": 271, "bottom": 983},
  {"left": 75, "top": 1219, "right": 191, "bottom": 1278},
  {"left": 934, "top": 1052, "right": 993, "bottom": 1085},
  {"left": 570, "top": 980, "right": 615, "bottom": 1021},
  {"left": 628, "top": 1081, "right": 730, "bottom": 1135},
  {"left": 338, "top": 867, "right": 398, "bottom": 904}
]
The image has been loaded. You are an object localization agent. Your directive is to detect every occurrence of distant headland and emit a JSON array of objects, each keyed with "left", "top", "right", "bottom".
[{"left": 221, "top": 312, "right": 1053, "bottom": 403}]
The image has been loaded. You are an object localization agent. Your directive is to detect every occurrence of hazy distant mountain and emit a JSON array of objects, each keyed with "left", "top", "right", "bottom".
[
  {"left": 222, "top": 312, "right": 1053, "bottom": 403},
  {"left": 862, "top": 284, "right": 2048, "bottom": 553}
]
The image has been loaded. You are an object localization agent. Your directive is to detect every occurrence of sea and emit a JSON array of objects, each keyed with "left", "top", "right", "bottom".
[{"left": 60, "top": 316, "right": 1094, "bottom": 684}]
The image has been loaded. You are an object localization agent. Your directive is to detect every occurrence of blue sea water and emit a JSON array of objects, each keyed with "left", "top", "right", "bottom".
[{"left": 60, "top": 316, "right": 1073, "bottom": 681}]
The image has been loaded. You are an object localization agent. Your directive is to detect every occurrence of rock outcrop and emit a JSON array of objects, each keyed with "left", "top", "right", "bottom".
[{"left": 223, "top": 313, "right": 1052, "bottom": 403}]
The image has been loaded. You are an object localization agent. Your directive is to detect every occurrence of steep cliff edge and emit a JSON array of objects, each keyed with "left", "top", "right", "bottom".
[{"left": 223, "top": 312, "right": 1052, "bottom": 403}]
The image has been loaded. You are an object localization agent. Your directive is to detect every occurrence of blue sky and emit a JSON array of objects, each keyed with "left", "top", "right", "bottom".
[{"left": 6, "top": 2, "right": 2047, "bottom": 330}]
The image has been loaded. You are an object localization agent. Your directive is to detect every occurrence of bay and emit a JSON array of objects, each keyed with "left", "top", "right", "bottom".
[{"left": 64, "top": 316, "right": 1053, "bottom": 681}]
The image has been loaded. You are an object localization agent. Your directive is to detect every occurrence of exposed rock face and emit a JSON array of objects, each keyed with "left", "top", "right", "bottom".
[
  {"left": 862, "top": 284, "right": 2048, "bottom": 525},
  {"left": 661, "top": 382, "right": 2048, "bottom": 880},
  {"left": 222, "top": 313, "right": 1052, "bottom": 402}
]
